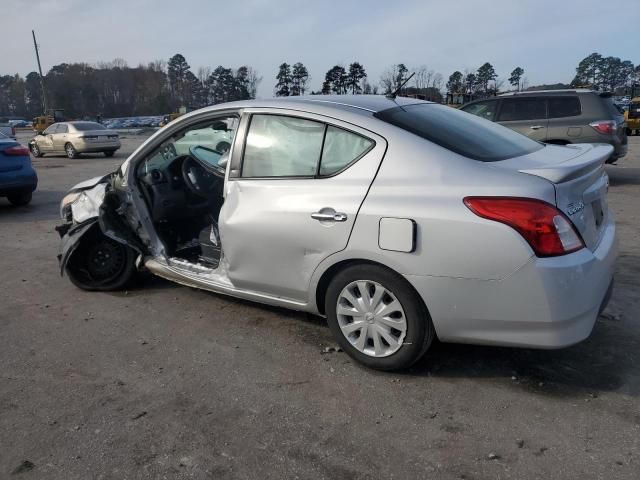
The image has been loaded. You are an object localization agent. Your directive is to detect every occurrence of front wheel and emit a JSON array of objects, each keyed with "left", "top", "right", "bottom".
[
  {"left": 325, "top": 264, "right": 435, "bottom": 371},
  {"left": 30, "top": 143, "right": 43, "bottom": 157},
  {"left": 66, "top": 230, "right": 136, "bottom": 291},
  {"left": 65, "top": 143, "right": 78, "bottom": 159},
  {"left": 7, "top": 191, "right": 32, "bottom": 206}
]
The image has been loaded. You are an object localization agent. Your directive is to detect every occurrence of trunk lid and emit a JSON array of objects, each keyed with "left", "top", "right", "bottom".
[{"left": 494, "top": 143, "right": 613, "bottom": 251}]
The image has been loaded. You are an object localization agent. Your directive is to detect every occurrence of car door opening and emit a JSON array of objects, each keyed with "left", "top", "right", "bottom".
[{"left": 135, "top": 117, "right": 237, "bottom": 270}]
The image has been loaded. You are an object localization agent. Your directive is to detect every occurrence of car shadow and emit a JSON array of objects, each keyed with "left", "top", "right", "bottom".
[
  {"left": 0, "top": 189, "right": 66, "bottom": 223},
  {"left": 606, "top": 166, "right": 640, "bottom": 186},
  {"left": 132, "top": 275, "right": 639, "bottom": 398}
]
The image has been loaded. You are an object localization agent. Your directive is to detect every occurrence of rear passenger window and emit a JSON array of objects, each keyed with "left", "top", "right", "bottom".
[
  {"left": 319, "top": 126, "right": 374, "bottom": 176},
  {"left": 548, "top": 97, "right": 581, "bottom": 118},
  {"left": 498, "top": 98, "right": 546, "bottom": 121},
  {"left": 242, "top": 115, "right": 324, "bottom": 177},
  {"left": 462, "top": 101, "right": 497, "bottom": 121}
]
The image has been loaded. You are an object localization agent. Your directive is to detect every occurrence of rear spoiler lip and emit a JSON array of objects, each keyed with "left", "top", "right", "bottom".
[{"left": 518, "top": 144, "right": 612, "bottom": 183}]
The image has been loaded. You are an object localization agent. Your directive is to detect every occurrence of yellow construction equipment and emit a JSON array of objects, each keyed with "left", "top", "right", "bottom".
[
  {"left": 32, "top": 109, "right": 64, "bottom": 133},
  {"left": 624, "top": 97, "right": 640, "bottom": 136}
]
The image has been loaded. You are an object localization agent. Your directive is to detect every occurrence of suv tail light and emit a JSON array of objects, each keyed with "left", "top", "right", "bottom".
[
  {"left": 464, "top": 197, "right": 584, "bottom": 257},
  {"left": 589, "top": 120, "right": 616, "bottom": 135},
  {"left": 2, "top": 145, "right": 30, "bottom": 156}
]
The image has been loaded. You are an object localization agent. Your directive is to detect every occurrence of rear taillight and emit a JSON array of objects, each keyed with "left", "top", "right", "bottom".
[
  {"left": 3, "top": 145, "right": 30, "bottom": 156},
  {"left": 464, "top": 197, "right": 585, "bottom": 257},
  {"left": 589, "top": 120, "right": 616, "bottom": 135}
]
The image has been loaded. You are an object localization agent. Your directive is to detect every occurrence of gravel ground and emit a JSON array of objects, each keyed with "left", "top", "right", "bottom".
[{"left": 0, "top": 132, "right": 639, "bottom": 479}]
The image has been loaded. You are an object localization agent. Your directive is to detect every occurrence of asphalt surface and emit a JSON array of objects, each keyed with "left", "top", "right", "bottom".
[{"left": 1, "top": 132, "right": 639, "bottom": 479}]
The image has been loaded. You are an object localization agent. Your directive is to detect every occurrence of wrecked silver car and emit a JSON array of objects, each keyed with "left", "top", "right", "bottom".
[{"left": 58, "top": 96, "right": 616, "bottom": 370}]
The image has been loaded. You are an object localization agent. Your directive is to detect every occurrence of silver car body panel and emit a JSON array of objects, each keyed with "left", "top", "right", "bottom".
[{"left": 62, "top": 95, "right": 617, "bottom": 348}]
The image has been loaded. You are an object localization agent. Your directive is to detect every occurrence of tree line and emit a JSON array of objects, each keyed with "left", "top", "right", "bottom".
[
  {"left": 2, "top": 52, "right": 638, "bottom": 120},
  {"left": 0, "top": 53, "right": 261, "bottom": 119}
]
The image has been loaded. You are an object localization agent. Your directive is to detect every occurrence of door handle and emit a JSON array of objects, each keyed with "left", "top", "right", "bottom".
[
  {"left": 311, "top": 211, "right": 348, "bottom": 222},
  {"left": 530, "top": 125, "right": 545, "bottom": 130}
]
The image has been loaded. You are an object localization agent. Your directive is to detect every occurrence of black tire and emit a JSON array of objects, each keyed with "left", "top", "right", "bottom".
[
  {"left": 30, "top": 143, "right": 43, "bottom": 158},
  {"left": 325, "top": 264, "right": 435, "bottom": 371},
  {"left": 104, "top": 150, "right": 115, "bottom": 157},
  {"left": 66, "top": 229, "right": 136, "bottom": 291},
  {"left": 65, "top": 142, "right": 78, "bottom": 159},
  {"left": 7, "top": 191, "right": 32, "bottom": 206}
]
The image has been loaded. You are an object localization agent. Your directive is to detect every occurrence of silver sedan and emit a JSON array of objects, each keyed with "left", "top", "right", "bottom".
[
  {"left": 56, "top": 96, "right": 616, "bottom": 370},
  {"left": 30, "top": 121, "right": 120, "bottom": 158}
]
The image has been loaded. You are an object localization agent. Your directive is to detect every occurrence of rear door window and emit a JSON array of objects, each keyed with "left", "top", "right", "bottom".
[
  {"left": 498, "top": 98, "right": 546, "bottom": 121},
  {"left": 242, "top": 115, "right": 325, "bottom": 177},
  {"left": 461, "top": 100, "right": 498, "bottom": 121},
  {"left": 548, "top": 97, "right": 581, "bottom": 118},
  {"left": 375, "top": 103, "right": 543, "bottom": 162}
]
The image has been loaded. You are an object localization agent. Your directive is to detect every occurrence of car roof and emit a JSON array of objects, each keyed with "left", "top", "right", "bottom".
[
  {"left": 499, "top": 89, "right": 595, "bottom": 96},
  {"left": 204, "top": 95, "right": 430, "bottom": 117}
]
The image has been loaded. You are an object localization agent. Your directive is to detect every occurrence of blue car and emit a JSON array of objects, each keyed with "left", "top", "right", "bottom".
[{"left": 0, "top": 133, "right": 37, "bottom": 206}]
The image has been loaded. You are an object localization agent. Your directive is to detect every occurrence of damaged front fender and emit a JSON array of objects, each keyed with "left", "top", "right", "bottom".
[{"left": 57, "top": 219, "right": 100, "bottom": 275}]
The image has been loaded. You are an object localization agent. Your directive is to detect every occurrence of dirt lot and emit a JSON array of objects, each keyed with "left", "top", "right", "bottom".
[{"left": 1, "top": 132, "right": 639, "bottom": 480}]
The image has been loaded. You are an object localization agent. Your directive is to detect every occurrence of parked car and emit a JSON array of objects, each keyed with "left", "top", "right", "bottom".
[
  {"left": 29, "top": 121, "right": 120, "bottom": 158},
  {"left": 0, "top": 132, "right": 37, "bottom": 205},
  {"left": 57, "top": 96, "right": 616, "bottom": 370},
  {"left": 461, "top": 89, "right": 627, "bottom": 163},
  {"left": 0, "top": 123, "right": 16, "bottom": 139}
]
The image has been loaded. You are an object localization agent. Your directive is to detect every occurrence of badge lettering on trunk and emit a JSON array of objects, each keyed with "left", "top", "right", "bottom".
[{"left": 567, "top": 201, "right": 585, "bottom": 216}]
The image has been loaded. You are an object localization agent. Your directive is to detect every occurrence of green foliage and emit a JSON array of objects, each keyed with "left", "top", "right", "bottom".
[
  {"left": 571, "top": 53, "right": 635, "bottom": 91},
  {"left": 346, "top": 63, "right": 367, "bottom": 94},
  {"left": 446, "top": 71, "right": 463, "bottom": 93},
  {"left": 509, "top": 67, "right": 524, "bottom": 90},
  {"left": 324, "top": 66, "right": 348, "bottom": 94},
  {"left": 0, "top": 53, "right": 260, "bottom": 118},
  {"left": 275, "top": 63, "right": 292, "bottom": 96},
  {"left": 291, "top": 63, "right": 309, "bottom": 96},
  {"left": 475, "top": 62, "right": 497, "bottom": 94}
]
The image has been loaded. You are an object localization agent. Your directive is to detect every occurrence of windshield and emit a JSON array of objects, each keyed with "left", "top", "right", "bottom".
[
  {"left": 72, "top": 122, "right": 105, "bottom": 131},
  {"left": 375, "top": 103, "right": 544, "bottom": 162}
]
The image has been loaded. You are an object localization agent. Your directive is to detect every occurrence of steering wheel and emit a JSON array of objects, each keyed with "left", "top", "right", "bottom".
[{"left": 181, "top": 156, "right": 218, "bottom": 198}]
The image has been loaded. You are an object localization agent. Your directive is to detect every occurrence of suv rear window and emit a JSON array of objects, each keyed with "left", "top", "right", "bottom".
[
  {"left": 548, "top": 97, "right": 581, "bottom": 118},
  {"left": 375, "top": 103, "right": 543, "bottom": 162}
]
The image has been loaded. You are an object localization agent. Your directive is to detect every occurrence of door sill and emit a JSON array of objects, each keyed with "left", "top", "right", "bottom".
[{"left": 144, "top": 257, "right": 309, "bottom": 311}]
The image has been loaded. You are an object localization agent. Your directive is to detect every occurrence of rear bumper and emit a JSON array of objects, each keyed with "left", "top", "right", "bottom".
[
  {"left": 405, "top": 221, "right": 617, "bottom": 349},
  {"left": 0, "top": 167, "right": 38, "bottom": 195}
]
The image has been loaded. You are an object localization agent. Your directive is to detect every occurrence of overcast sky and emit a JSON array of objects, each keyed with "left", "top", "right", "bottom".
[{"left": 6, "top": 0, "right": 639, "bottom": 97}]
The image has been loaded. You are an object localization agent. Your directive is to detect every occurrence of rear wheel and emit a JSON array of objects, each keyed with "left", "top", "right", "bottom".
[
  {"left": 325, "top": 264, "right": 435, "bottom": 371},
  {"left": 65, "top": 143, "right": 78, "bottom": 159},
  {"left": 104, "top": 150, "right": 115, "bottom": 157},
  {"left": 7, "top": 191, "right": 32, "bottom": 206},
  {"left": 66, "top": 231, "right": 136, "bottom": 291}
]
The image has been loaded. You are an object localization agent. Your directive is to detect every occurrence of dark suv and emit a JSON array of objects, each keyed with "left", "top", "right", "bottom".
[{"left": 461, "top": 90, "right": 628, "bottom": 163}]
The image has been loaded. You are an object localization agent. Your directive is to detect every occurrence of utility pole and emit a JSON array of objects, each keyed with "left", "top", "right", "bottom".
[{"left": 32, "top": 30, "right": 48, "bottom": 113}]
